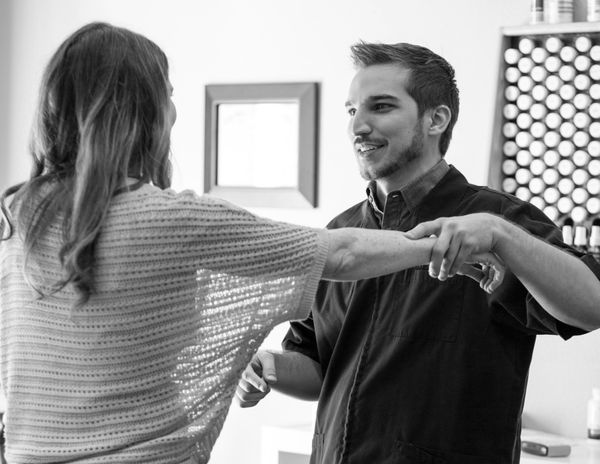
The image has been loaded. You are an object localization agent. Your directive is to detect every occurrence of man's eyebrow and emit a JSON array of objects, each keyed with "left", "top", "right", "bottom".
[{"left": 345, "top": 94, "right": 399, "bottom": 107}]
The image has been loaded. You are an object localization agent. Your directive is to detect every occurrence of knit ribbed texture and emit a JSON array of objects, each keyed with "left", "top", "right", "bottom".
[{"left": 0, "top": 184, "right": 328, "bottom": 463}]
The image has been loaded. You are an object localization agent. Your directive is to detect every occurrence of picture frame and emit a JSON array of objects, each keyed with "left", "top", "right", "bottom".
[{"left": 204, "top": 82, "right": 319, "bottom": 208}]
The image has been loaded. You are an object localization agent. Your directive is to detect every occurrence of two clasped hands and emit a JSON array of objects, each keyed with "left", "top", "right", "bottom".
[{"left": 406, "top": 212, "right": 505, "bottom": 293}]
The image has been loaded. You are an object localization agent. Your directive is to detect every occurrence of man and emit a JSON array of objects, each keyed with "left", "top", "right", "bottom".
[{"left": 236, "top": 42, "right": 600, "bottom": 463}]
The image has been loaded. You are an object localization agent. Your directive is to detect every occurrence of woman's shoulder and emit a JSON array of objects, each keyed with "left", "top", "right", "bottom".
[{"left": 110, "top": 184, "right": 250, "bottom": 219}]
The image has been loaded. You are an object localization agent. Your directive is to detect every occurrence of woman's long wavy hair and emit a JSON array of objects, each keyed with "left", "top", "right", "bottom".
[{"left": 0, "top": 22, "right": 173, "bottom": 306}]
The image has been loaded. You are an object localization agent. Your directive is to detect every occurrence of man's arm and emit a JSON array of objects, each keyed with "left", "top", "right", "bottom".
[
  {"left": 407, "top": 213, "right": 600, "bottom": 331},
  {"left": 236, "top": 350, "right": 322, "bottom": 407}
]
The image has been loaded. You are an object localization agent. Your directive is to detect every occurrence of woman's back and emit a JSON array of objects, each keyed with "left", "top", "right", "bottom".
[{"left": 0, "top": 183, "right": 327, "bottom": 463}]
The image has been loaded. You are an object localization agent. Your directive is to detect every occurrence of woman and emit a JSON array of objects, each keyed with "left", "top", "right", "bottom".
[{"left": 0, "top": 22, "right": 501, "bottom": 463}]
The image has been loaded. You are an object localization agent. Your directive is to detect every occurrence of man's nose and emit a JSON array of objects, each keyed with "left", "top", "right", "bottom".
[{"left": 350, "top": 109, "right": 372, "bottom": 136}]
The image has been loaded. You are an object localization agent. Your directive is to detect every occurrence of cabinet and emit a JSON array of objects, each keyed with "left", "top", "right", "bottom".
[{"left": 488, "top": 22, "right": 600, "bottom": 226}]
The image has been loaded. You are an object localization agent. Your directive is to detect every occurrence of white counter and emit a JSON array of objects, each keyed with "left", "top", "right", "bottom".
[{"left": 262, "top": 424, "right": 600, "bottom": 464}]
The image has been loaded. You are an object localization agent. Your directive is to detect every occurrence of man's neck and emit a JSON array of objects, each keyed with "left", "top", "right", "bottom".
[{"left": 375, "top": 154, "right": 443, "bottom": 205}]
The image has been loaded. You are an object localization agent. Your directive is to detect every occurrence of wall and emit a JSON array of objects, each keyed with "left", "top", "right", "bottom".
[
  {"left": 2, "top": 1, "right": 599, "bottom": 463},
  {"left": 0, "top": 0, "right": 11, "bottom": 192}
]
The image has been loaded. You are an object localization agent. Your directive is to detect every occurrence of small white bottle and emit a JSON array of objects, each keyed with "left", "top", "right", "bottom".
[{"left": 588, "top": 387, "right": 600, "bottom": 439}]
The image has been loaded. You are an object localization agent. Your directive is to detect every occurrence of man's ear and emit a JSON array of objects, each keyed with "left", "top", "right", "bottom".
[{"left": 427, "top": 105, "right": 451, "bottom": 135}]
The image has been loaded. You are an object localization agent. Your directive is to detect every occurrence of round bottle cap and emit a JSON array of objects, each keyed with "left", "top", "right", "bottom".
[
  {"left": 543, "top": 205, "right": 559, "bottom": 222},
  {"left": 516, "top": 187, "right": 532, "bottom": 201},
  {"left": 503, "top": 141, "right": 519, "bottom": 157},
  {"left": 558, "top": 65, "right": 576, "bottom": 81},
  {"left": 502, "top": 159, "right": 518, "bottom": 175},
  {"left": 504, "top": 48, "right": 522, "bottom": 64},
  {"left": 559, "top": 84, "right": 576, "bottom": 101},
  {"left": 530, "top": 159, "right": 545, "bottom": 176},
  {"left": 545, "top": 56, "right": 562, "bottom": 73},
  {"left": 518, "top": 57, "right": 535, "bottom": 74},
  {"left": 505, "top": 85, "right": 520, "bottom": 102},
  {"left": 530, "top": 196, "right": 545, "bottom": 210},
  {"left": 558, "top": 196, "right": 574, "bottom": 213},
  {"left": 572, "top": 207, "right": 588, "bottom": 224},
  {"left": 546, "top": 93, "right": 562, "bottom": 111},
  {"left": 573, "top": 149, "right": 590, "bottom": 166},
  {"left": 518, "top": 75, "right": 534, "bottom": 92},
  {"left": 519, "top": 37, "right": 535, "bottom": 54},
  {"left": 503, "top": 104, "right": 519, "bottom": 120},
  {"left": 530, "top": 121, "right": 547, "bottom": 138},
  {"left": 560, "top": 45, "right": 577, "bottom": 62},
  {"left": 573, "top": 93, "right": 591, "bottom": 110},
  {"left": 575, "top": 36, "right": 592, "bottom": 53},
  {"left": 542, "top": 169, "right": 559, "bottom": 186},
  {"left": 516, "top": 94, "right": 533, "bottom": 111},
  {"left": 543, "top": 150, "right": 560, "bottom": 167},
  {"left": 575, "top": 55, "right": 591, "bottom": 72},
  {"left": 545, "top": 37, "right": 563, "bottom": 53},
  {"left": 588, "top": 198, "right": 600, "bottom": 216},
  {"left": 544, "top": 112, "right": 561, "bottom": 128},
  {"left": 530, "top": 65, "right": 548, "bottom": 82},
  {"left": 574, "top": 74, "right": 591, "bottom": 90},
  {"left": 531, "top": 47, "right": 549, "bottom": 64},
  {"left": 559, "top": 122, "right": 576, "bottom": 139},
  {"left": 502, "top": 178, "right": 518, "bottom": 193},
  {"left": 529, "top": 177, "right": 545, "bottom": 194},
  {"left": 503, "top": 122, "right": 519, "bottom": 138},
  {"left": 545, "top": 75, "right": 562, "bottom": 91},
  {"left": 558, "top": 178, "right": 574, "bottom": 195},
  {"left": 515, "top": 168, "right": 533, "bottom": 185},
  {"left": 517, "top": 150, "right": 533, "bottom": 166},
  {"left": 529, "top": 140, "right": 546, "bottom": 157},
  {"left": 531, "top": 103, "right": 549, "bottom": 121},
  {"left": 573, "top": 112, "right": 591, "bottom": 129},
  {"left": 515, "top": 131, "right": 533, "bottom": 148},
  {"left": 543, "top": 186, "right": 560, "bottom": 203},
  {"left": 572, "top": 187, "right": 589, "bottom": 204},
  {"left": 505, "top": 67, "right": 521, "bottom": 83},
  {"left": 587, "top": 178, "right": 600, "bottom": 195}
]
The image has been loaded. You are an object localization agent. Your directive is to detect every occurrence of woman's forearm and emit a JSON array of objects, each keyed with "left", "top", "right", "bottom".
[{"left": 322, "top": 228, "right": 434, "bottom": 281}]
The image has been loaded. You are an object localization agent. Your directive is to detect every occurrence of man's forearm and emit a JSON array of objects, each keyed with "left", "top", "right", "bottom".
[
  {"left": 494, "top": 218, "right": 600, "bottom": 331},
  {"left": 269, "top": 350, "right": 323, "bottom": 401}
]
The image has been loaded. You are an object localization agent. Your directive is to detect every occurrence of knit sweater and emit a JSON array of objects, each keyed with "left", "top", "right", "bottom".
[{"left": 0, "top": 184, "right": 328, "bottom": 463}]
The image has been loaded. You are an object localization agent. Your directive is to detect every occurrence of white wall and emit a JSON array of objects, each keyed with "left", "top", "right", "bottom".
[
  {"left": 0, "top": 0, "right": 11, "bottom": 192},
  {"left": 3, "top": 1, "right": 600, "bottom": 463}
]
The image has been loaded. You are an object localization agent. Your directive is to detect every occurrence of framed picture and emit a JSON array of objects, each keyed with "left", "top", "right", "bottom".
[{"left": 204, "top": 82, "right": 319, "bottom": 208}]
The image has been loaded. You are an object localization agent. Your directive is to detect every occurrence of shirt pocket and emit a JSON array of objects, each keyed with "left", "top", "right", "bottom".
[{"left": 384, "top": 265, "right": 464, "bottom": 342}]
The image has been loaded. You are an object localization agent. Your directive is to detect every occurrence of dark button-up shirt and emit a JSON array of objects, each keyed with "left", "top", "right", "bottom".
[{"left": 283, "top": 165, "right": 600, "bottom": 464}]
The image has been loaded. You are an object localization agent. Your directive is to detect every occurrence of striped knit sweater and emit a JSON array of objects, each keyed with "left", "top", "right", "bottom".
[{"left": 0, "top": 183, "right": 328, "bottom": 463}]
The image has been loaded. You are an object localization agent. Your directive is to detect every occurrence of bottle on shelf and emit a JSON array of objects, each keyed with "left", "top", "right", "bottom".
[
  {"left": 574, "top": 224, "right": 588, "bottom": 253},
  {"left": 588, "top": 387, "right": 600, "bottom": 440},
  {"left": 546, "top": 0, "right": 574, "bottom": 23},
  {"left": 589, "top": 219, "right": 600, "bottom": 262},
  {"left": 588, "top": 0, "right": 600, "bottom": 21},
  {"left": 530, "top": 0, "right": 544, "bottom": 23},
  {"left": 562, "top": 217, "right": 574, "bottom": 246}
]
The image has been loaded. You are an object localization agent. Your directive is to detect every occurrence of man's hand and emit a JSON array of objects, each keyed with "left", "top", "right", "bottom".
[
  {"left": 236, "top": 350, "right": 277, "bottom": 408},
  {"left": 406, "top": 214, "right": 505, "bottom": 293}
]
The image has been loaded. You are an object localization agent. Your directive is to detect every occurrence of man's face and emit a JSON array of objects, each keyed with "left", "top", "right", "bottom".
[{"left": 345, "top": 63, "right": 425, "bottom": 181}]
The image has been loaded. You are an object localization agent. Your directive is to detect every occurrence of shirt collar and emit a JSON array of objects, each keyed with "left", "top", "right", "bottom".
[{"left": 366, "top": 159, "right": 450, "bottom": 216}]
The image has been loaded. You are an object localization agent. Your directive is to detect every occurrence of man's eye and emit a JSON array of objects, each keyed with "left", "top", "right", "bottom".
[
  {"left": 347, "top": 108, "right": 356, "bottom": 116},
  {"left": 374, "top": 103, "right": 391, "bottom": 111}
]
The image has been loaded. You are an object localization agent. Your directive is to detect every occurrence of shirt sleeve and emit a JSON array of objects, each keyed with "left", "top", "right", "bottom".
[
  {"left": 488, "top": 199, "right": 598, "bottom": 339},
  {"left": 171, "top": 190, "right": 330, "bottom": 325}
]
